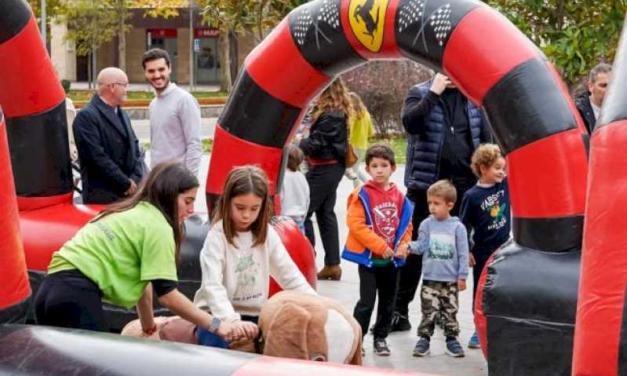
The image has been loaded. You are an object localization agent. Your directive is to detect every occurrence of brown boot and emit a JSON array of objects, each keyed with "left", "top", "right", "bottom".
[{"left": 317, "top": 265, "right": 342, "bottom": 281}]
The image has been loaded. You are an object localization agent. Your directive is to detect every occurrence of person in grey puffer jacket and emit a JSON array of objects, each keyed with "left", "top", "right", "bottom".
[{"left": 391, "top": 73, "right": 490, "bottom": 332}]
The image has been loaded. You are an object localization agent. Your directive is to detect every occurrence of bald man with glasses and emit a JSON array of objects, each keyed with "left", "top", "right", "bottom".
[{"left": 73, "top": 67, "right": 146, "bottom": 204}]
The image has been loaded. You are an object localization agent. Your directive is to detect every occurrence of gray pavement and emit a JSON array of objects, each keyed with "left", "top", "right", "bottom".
[{"left": 175, "top": 153, "right": 488, "bottom": 376}]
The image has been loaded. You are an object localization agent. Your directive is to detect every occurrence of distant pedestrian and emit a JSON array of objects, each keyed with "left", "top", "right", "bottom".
[
  {"left": 300, "top": 78, "right": 353, "bottom": 281},
  {"left": 280, "top": 144, "right": 310, "bottom": 233},
  {"left": 459, "top": 144, "right": 510, "bottom": 349},
  {"left": 143, "top": 48, "right": 202, "bottom": 175},
  {"left": 345, "top": 92, "right": 375, "bottom": 187},
  {"left": 73, "top": 67, "right": 146, "bottom": 204},
  {"left": 409, "top": 180, "right": 469, "bottom": 358},
  {"left": 575, "top": 63, "right": 612, "bottom": 133}
]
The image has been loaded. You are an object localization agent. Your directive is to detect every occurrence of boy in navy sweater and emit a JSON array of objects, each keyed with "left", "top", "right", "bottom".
[
  {"left": 459, "top": 143, "right": 510, "bottom": 349},
  {"left": 407, "top": 180, "right": 469, "bottom": 358}
]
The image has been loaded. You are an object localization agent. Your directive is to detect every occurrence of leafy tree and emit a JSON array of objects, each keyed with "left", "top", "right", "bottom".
[
  {"left": 197, "top": 0, "right": 307, "bottom": 91},
  {"left": 487, "top": 0, "right": 627, "bottom": 87}
]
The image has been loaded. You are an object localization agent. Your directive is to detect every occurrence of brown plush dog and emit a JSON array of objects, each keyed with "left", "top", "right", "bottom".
[{"left": 259, "top": 290, "right": 362, "bottom": 365}]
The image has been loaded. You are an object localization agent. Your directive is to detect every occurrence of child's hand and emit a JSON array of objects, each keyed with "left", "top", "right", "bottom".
[
  {"left": 457, "top": 279, "right": 467, "bottom": 291},
  {"left": 382, "top": 248, "right": 394, "bottom": 259},
  {"left": 469, "top": 253, "right": 476, "bottom": 267},
  {"left": 237, "top": 321, "right": 259, "bottom": 340},
  {"left": 395, "top": 243, "right": 409, "bottom": 259}
]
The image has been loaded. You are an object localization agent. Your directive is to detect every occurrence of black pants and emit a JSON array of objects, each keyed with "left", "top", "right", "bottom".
[
  {"left": 353, "top": 264, "right": 399, "bottom": 339},
  {"left": 35, "top": 269, "right": 107, "bottom": 332},
  {"left": 304, "top": 163, "right": 344, "bottom": 266},
  {"left": 395, "top": 181, "right": 472, "bottom": 316}
]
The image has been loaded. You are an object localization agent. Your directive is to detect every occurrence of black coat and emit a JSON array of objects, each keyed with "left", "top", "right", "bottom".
[
  {"left": 73, "top": 95, "right": 145, "bottom": 204},
  {"left": 575, "top": 92, "right": 596, "bottom": 134},
  {"left": 299, "top": 111, "right": 348, "bottom": 163}
]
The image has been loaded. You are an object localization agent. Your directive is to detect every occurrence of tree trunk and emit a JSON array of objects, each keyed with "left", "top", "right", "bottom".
[
  {"left": 219, "top": 27, "right": 232, "bottom": 92},
  {"left": 117, "top": 0, "right": 126, "bottom": 71}
]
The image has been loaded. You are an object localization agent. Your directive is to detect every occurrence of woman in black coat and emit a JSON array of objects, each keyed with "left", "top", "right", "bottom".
[{"left": 299, "top": 78, "right": 352, "bottom": 281}]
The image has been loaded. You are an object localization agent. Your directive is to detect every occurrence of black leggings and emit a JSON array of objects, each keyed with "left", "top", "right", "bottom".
[{"left": 35, "top": 269, "right": 107, "bottom": 332}]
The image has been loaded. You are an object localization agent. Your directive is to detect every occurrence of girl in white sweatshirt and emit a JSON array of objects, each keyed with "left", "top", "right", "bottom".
[{"left": 194, "top": 166, "right": 316, "bottom": 348}]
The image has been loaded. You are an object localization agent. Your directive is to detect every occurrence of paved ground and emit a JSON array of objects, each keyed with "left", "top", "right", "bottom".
[{"left": 160, "top": 151, "right": 488, "bottom": 376}]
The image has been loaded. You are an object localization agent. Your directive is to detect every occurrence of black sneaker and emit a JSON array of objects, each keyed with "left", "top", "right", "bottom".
[
  {"left": 390, "top": 312, "right": 411, "bottom": 332},
  {"left": 445, "top": 337, "right": 465, "bottom": 357},
  {"left": 373, "top": 338, "right": 391, "bottom": 356},
  {"left": 412, "top": 337, "right": 430, "bottom": 357}
]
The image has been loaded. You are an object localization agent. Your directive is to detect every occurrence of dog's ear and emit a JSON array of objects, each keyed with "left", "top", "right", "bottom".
[{"left": 263, "top": 302, "right": 311, "bottom": 359}]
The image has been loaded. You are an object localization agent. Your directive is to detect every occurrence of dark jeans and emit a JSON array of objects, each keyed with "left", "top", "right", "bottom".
[
  {"left": 395, "top": 181, "right": 472, "bottom": 316},
  {"left": 35, "top": 269, "right": 107, "bottom": 332},
  {"left": 304, "top": 163, "right": 344, "bottom": 266},
  {"left": 353, "top": 264, "right": 399, "bottom": 339}
]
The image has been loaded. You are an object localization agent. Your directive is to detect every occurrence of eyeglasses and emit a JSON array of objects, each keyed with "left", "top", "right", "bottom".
[{"left": 111, "top": 82, "right": 129, "bottom": 88}]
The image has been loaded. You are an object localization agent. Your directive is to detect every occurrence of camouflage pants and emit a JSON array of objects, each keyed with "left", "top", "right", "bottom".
[{"left": 417, "top": 280, "right": 460, "bottom": 338}]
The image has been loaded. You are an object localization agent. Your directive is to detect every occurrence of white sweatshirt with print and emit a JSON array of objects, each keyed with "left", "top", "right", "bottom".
[{"left": 193, "top": 220, "right": 316, "bottom": 321}]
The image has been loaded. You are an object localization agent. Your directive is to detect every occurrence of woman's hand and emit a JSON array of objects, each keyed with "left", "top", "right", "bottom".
[{"left": 469, "top": 253, "right": 476, "bottom": 267}]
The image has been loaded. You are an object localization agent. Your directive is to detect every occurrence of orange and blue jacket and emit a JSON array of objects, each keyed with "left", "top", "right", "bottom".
[{"left": 341, "top": 184, "right": 414, "bottom": 268}]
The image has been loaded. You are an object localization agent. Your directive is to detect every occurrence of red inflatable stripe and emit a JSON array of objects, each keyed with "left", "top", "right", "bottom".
[
  {"left": 443, "top": 5, "right": 539, "bottom": 106},
  {"left": 20, "top": 202, "right": 102, "bottom": 271},
  {"left": 17, "top": 192, "right": 73, "bottom": 212},
  {"left": 506, "top": 128, "right": 587, "bottom": 217},
  {"left": 232, "top": 356, "right": 431, "bottom": 375},
  {"left": 0, "top": 17, "right": 65, "bottom": 118},
  {"left": 0, "top": 118, "right": 30, "bottom": 309},
  {"left": 573, "top": 121, "right": 627, "bottom": 376},
  {"left": 246, "top": 19, "right": 331, "bottom": 108},
  {"left": 206, "top": 125, "right": 283, "bottom": 196}
]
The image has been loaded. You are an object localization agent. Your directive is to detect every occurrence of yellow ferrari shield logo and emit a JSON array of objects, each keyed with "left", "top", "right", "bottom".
[{"left": 348, "top": 0, "right": 388, "bottom": 52}]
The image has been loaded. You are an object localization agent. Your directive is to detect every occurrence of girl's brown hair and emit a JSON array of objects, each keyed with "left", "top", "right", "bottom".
[
  {"left": 94, "top": 162, "right": 199, "bottom": 262},
  {"left": 213, "top": 166, "right": 272, "bottom": 247},
  {"left": 311, "top": 78, "right": 353, "bottom": 121},
  {"left": 471, "top": 143, "right": 504, "bottom": 177},
  {"left": 286, "top": 144, "right": 304, "bottom": 172}
]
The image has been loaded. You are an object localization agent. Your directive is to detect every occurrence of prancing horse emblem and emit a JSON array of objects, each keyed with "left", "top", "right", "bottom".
[{"left": 349, "top": 0, "right": 389, "bottom": 52}]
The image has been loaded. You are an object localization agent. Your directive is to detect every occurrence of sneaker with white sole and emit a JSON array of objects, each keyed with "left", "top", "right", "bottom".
[
  {"left": 468, "top": 331, "right": 480, "bottom": 349},
  {"left": 373, "top": 338, "right": 391, "bottom": 356},
  {"left": 446, "top": 337, "right": 465, "bottom": 357},
  {"left": 412, "top": 337, "right": 430, "bottom": 357}
]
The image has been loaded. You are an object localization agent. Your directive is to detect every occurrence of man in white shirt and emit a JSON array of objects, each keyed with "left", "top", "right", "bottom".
[{"left": 142, "top": 48, "right": 202, "bottom": 175}]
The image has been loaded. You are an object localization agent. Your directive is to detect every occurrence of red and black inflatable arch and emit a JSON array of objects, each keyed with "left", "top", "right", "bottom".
[
  {"left": 573, "top": 26, "right": 627, "bottom": 376},
  {"left": 205, "top": 0, "right": 591, "bottom": 374}
]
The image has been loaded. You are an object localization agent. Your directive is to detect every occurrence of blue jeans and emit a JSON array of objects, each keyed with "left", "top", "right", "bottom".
[{"left": 196, "top": 326, "right": 229, "bottom": 348}]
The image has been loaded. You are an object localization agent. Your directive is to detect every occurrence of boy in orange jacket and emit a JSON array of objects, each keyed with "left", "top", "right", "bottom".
[{"left": 342, "top": 144, "right": 413, "bottom": 356}]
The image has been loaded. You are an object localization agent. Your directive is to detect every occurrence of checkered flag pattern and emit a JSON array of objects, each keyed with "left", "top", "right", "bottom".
[
  {"left": 430, "top": 4, "right": 452, "bottom": 46},
  {"left": 398, "top": 0, "right": 425, "bottom": 33},
  {"left": 293, "top": 0, "right": 341, "bottom": 47}
]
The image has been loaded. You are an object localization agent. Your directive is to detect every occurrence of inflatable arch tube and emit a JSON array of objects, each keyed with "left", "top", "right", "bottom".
[
  {"left": 0, "top": 325, "right": 431, "bottom": 376},
  {"left": 573, "top": 22, "right": 627, "bottom": 376},
  {"left": 204, "top": 0, "right": 588, "bottom": 374},
  {"left": 0, "top": 113, "right": 30, "bottom": 323},
  {"left": 0, "top": 0, "right": 72, "bottom": 210}
]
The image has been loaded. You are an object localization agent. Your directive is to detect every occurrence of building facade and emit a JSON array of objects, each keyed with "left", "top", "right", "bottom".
[{"left": 51, "top": 8, "right": 256, "bottom": 85}]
